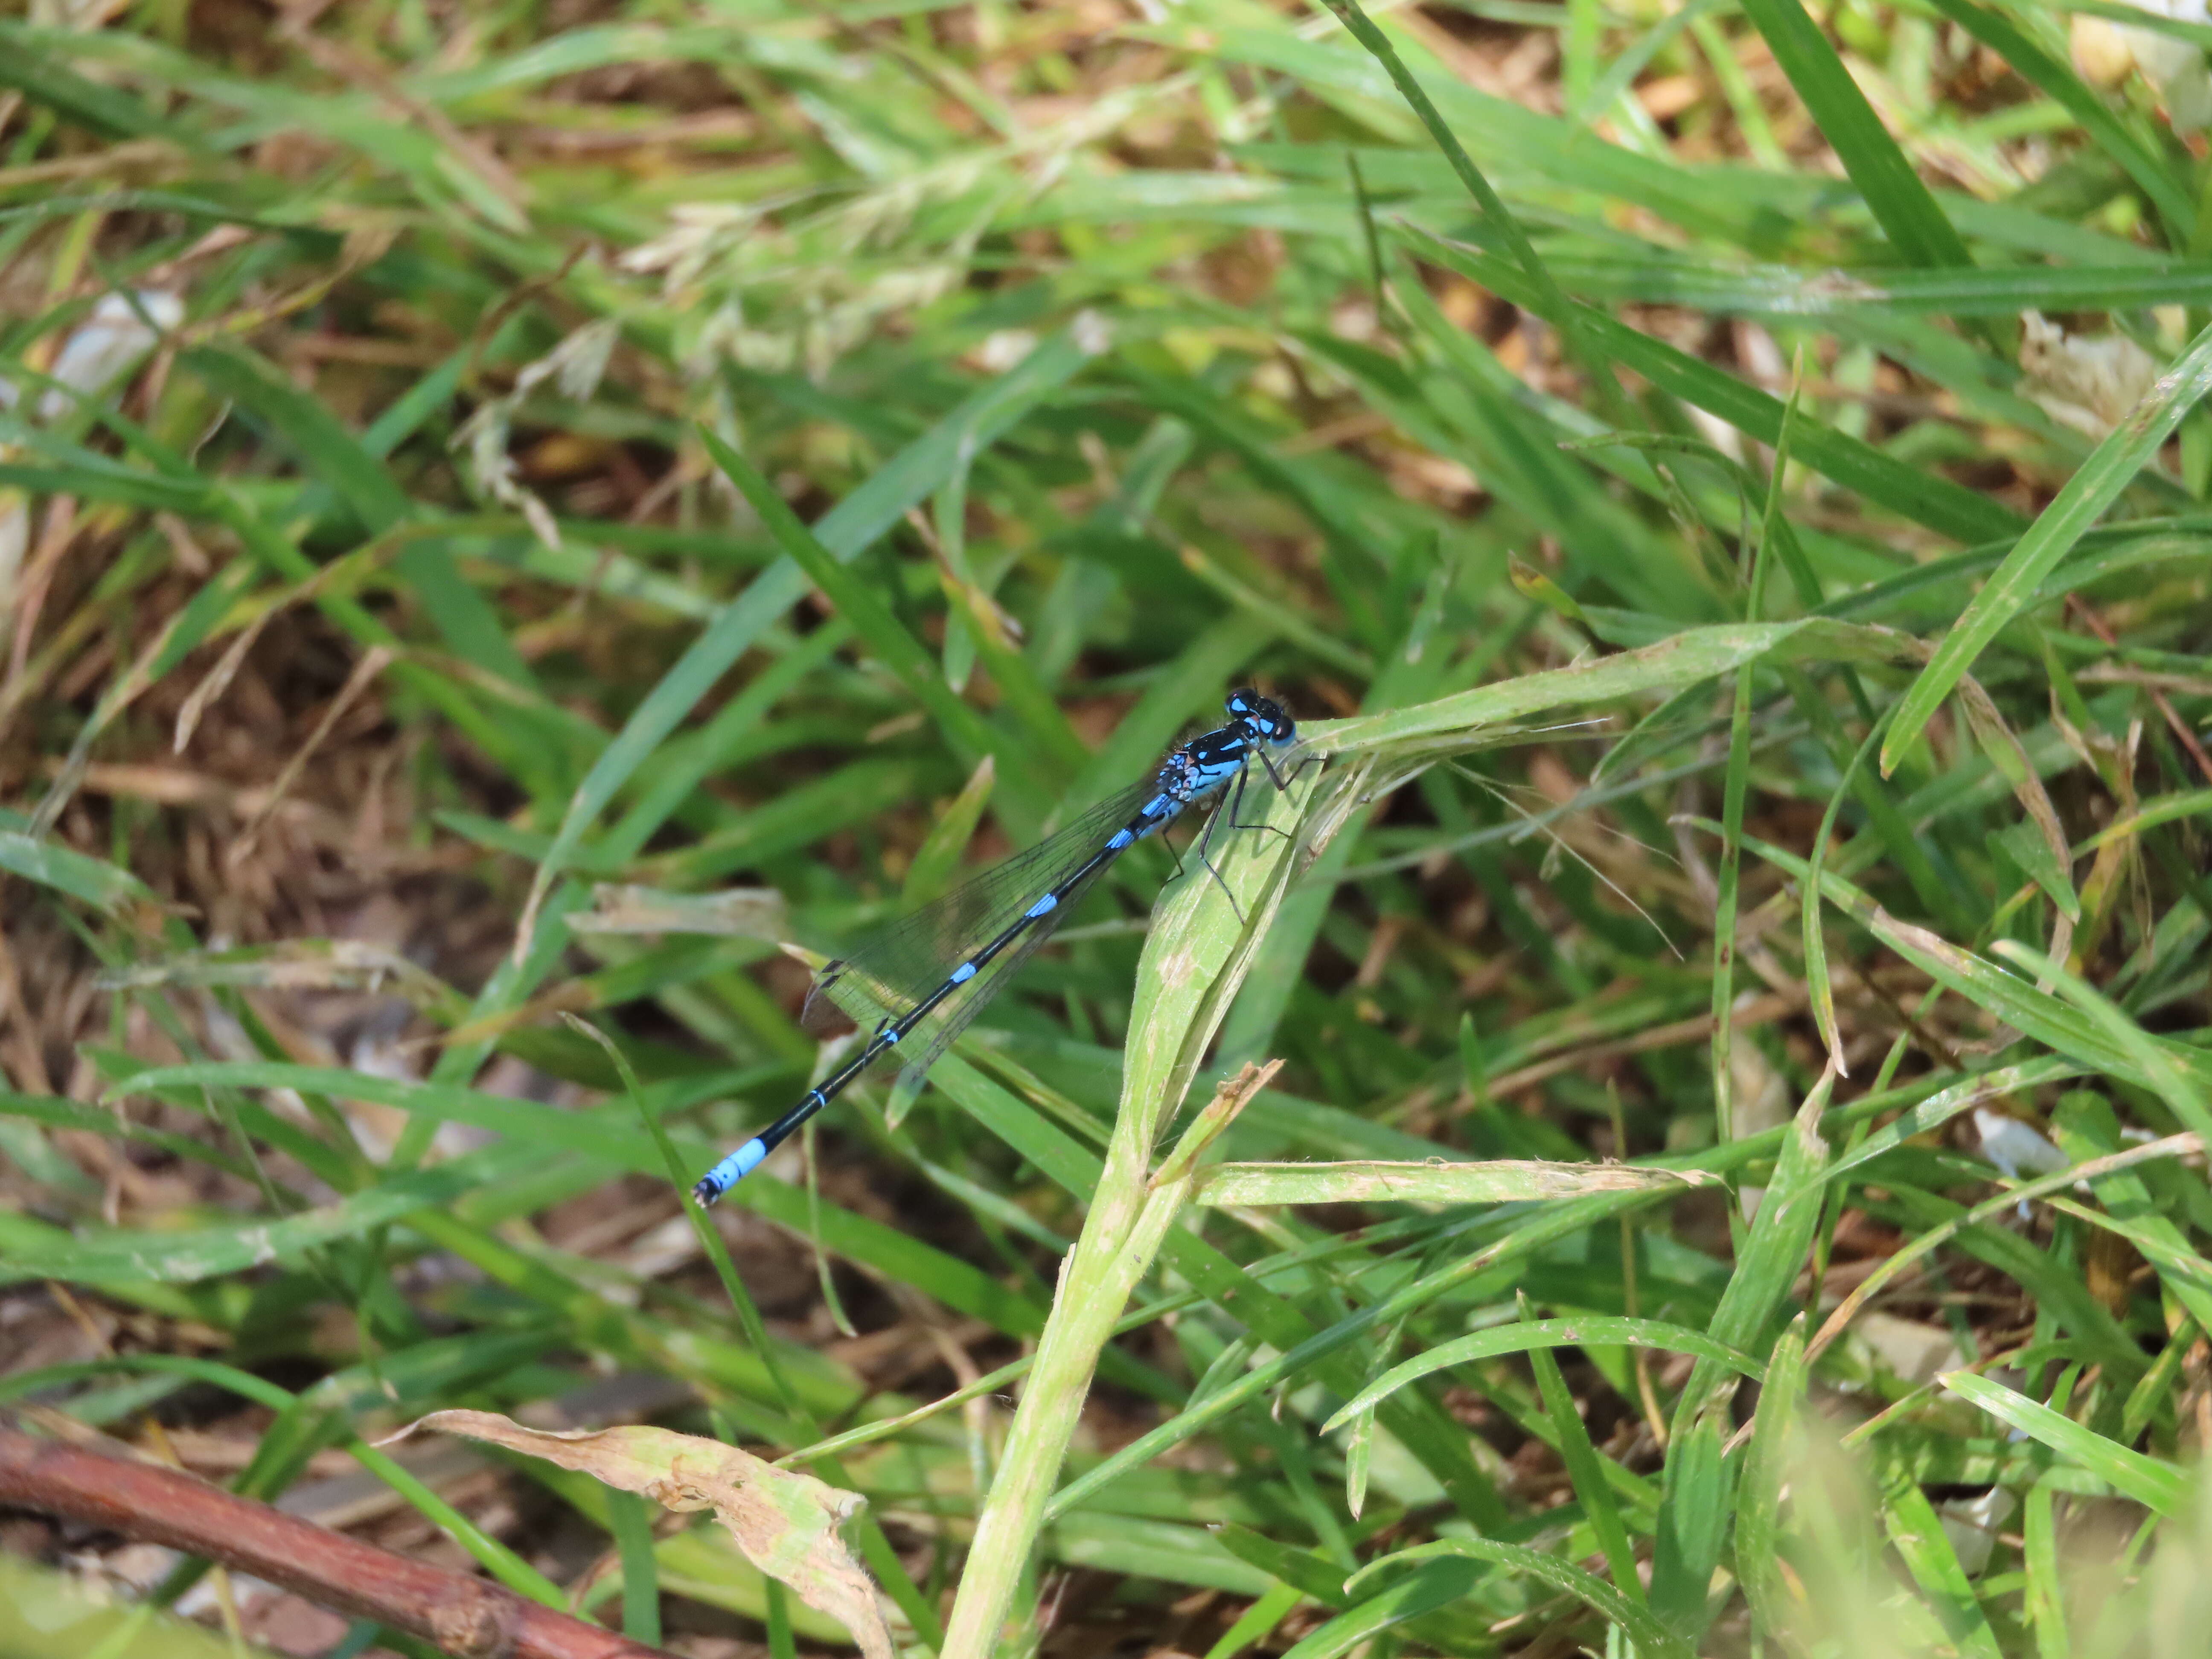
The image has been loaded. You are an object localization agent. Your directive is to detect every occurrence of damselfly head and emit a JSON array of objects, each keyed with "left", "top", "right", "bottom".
[{"left": 1225, "top": 687, "right": 1295, "bottom": 747}]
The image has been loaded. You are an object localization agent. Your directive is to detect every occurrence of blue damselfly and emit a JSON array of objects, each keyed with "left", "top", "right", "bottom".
[{"left": 691, "top": 689, "right": 1302, "bottom": 1205}]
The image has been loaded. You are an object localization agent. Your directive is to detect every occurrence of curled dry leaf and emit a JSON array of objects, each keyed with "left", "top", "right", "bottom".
[
  {"left": 93, "top": 938, "right": 435, "bottom": 995},
  {"left": 568, "top": 883, "right": 789, "bottom": 939},
  {"left": 395, "top": 1409, "right": 892, "bottom": 1659},
  {"left": 1191, "top": 1158, "right": 1716, "bottom": 1208},
  {"left": 2019, "top": 311, "right": 2162, "bottom": 439}
]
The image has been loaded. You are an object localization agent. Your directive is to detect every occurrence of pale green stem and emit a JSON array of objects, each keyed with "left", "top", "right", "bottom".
[{"left": 938, "top": 770, "right": 1313, "bottom": 1657}]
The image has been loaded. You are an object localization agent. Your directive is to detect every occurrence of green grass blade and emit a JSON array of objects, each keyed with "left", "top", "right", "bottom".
[
  {"left": 1879, "top": 1469, "right": 2005, "bottom": 1659},
  {"left": 1883, "top": 318, "right": 2212, "bottom": 774},
  {"left": 1315, "top": 0, "right": 1627, "bottom": 419},
  {"left": 507, "top": 326, "right": 1103, "bottom": 966},
  {"left": 1928, "top": 0, "right": 2193, "bottom": 241},
  {"left": 1530, "top": 1328, "right": 1647, "bottom": 1611},
  {"left": 1736, "top": 0, "right": 1973, "bottom": 267},
  {"left": 1321, "top": 1314, "right": 1763, "bottom": 1432},
  {"left": 1738, "top": 1314, "right": 1807, "bottom": 1639},
  {"left": 1394, "top": 223, "right": 2021, "bottom": 543},
  {"left": 698, "top": 426, "right": 1002, "bottom": 770},
  {"left": 1942, "top": 1372, "right": 2190, "bottom": 1515},
  {"left": 0, "top": 830, "right": 160, "bottom": 914},
  {"left": 1344, "top": 1538, "right": 1691, "bottom": 1659}
]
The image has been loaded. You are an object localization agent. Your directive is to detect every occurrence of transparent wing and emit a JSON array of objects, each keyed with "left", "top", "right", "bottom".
[
  {"left": 884, "top": 854, "right": 1121, "bottom": 1091},
  {"left": 803, "top": 780, "right": 1159, "bottom": 1080}
]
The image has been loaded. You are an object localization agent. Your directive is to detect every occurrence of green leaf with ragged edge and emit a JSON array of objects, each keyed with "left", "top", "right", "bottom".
[{"left": 1883, "top": 318, "right": 2212, "bottom": 776}]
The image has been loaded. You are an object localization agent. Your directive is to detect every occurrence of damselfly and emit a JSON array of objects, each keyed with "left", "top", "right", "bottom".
[{"left": 691, "top": 689, "right": 1303, "bottom": 1205}]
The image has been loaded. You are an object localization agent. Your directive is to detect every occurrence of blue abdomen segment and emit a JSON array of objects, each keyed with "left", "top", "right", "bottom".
[
  {"left": 693, "top": 1136, "right": 768, "bottom": 1204},
  {"left": 1128, "top": 790, "right": 1185, "bottom": 841}
]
